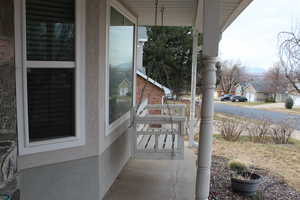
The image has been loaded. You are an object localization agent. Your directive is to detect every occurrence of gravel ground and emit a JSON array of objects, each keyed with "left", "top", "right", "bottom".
[{"left": 208, "top": 156, "right": 300, "bottom": 200}]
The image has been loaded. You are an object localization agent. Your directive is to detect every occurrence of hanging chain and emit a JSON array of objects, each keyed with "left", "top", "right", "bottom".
[{"left": 154, "top": 0, "right": 158, "bottom": 25}]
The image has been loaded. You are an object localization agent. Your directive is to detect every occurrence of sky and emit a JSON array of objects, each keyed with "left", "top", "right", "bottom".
[{"left": 219, "top": 0, "right": 300, "bottom": 73}]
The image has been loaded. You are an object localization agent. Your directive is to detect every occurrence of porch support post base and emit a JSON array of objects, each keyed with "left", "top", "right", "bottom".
[{"left": 195, "top": 56, "right": 217, "bottom": 200}]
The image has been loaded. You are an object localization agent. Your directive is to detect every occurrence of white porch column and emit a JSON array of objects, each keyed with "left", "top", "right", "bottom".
[
  {"left": 188, "top": 28, "right": 199, "bottom": 147},
  {"left": 195, "top": 57, "right": 217, "bottom": 200},
  {"left": 195, "top": 0, "right": 220, "bottom": 199}
]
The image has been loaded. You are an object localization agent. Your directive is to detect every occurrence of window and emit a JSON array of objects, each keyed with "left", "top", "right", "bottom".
[
  {"left": 27, "top": 69, "right": 75, "bottom": 141},
  {"left": 16, "top": 0, "right": 85, "bottom": 154},
  {"left": 26, "top": 0, "right": 75, "bottom": 61},
  {"left": 108, "top": 7, "right": 135, "bottom": 125}
]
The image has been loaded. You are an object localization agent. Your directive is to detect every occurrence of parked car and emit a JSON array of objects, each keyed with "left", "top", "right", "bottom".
[
  {"left": 220, "top": 94, "right": 233, "bottom": 101},
  {"left": 231, "top": 95, "right": 248, "bottom": 102}
]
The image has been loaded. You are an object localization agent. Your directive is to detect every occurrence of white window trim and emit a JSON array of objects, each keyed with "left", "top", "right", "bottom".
[
  {"left": 14, "top": 0, "right": 86, "bottom": 155},
  {"left": 105, "top": 0, "right": 137, "bottom": 135}
]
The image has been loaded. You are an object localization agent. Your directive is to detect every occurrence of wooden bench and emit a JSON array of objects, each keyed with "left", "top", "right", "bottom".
[{"left": 132, "top": 99, "right": 186, "bottom": 160}]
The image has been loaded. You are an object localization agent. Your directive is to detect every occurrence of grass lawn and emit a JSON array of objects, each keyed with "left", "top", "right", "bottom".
[{"left": 211, "top": 135, "right": 300, "bottom": 192}]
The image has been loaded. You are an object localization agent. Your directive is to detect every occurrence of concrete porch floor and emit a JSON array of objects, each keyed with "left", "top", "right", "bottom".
[{"left": 104, "top": 145, "right": 197, "bottom": 200}]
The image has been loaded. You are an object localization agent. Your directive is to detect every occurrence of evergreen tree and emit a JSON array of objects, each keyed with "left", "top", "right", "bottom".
[{"left": 143, "top": 26, "right": 196, "bottom": 97}]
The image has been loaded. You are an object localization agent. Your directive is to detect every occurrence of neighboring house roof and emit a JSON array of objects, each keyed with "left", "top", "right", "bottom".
[
  {"left": 248, "top": 80, "right": 269, "bottom": 93},
  {"left": 238, "top": 82, "right": 248, "bottom": 88},
  {"left": 118, "top": 79, "right": 130, "bottom": 88},
  {"left": 137, "top": 70, "right": 171, "bottom": 95},
  {"left": 248, "top": 80, "right": 286, "bottom": 94}
]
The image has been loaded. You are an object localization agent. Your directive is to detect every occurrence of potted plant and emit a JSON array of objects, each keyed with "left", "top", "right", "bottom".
[{"left": 228, "top": 160, "right": 262, "bottom": 196}]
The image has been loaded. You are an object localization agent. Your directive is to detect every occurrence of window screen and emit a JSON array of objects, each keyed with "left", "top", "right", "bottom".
[{"left": 26, "top": 0, "right": 75, "bottom": 61}]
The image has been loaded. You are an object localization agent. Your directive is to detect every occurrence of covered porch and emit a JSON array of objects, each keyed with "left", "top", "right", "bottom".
[
  {"left": 105, "top": 0, "right": 253, "bottom": 199},
  {"left": 104, "top": 145, "right": 196, "bottom": 200},
  {"left": 0, "top": 0, "right": 253, "bottom": 199}
]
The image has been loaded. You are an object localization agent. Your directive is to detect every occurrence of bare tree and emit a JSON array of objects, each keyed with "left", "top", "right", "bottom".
[
  {"left": 264, "top": 62, "right": 288, "bottom": 100},
  {"left": 278, "top": 28, "right": 300, "bottom": 94},
  {"left": 219, "top": 60, "right": 245, "bottom": 94}
]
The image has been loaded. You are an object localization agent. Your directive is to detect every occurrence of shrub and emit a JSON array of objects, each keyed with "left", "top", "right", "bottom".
[
  {"left": 285, "top": 97, "right": 294, "bottom": 109},
  {"left": 247, "top": 119, "right": 272, "bottom": 143},
  {"left": 228, "top": 159, "right": 248, "bottom": 173},
  {"left": 271, "top": 121, "right": 294, "bottom": 144},
  {"left": 219, "top": 118, "right": 244, "bottom": 141}
]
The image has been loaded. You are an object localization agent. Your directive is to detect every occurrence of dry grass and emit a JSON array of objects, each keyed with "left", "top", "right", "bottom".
[
  {"left": 262, "top": 107, "right": 300, "bottom": 115},
  {"left": 219, "top": 101, "right": 268, "bottom": 107},
  {"left": 212, "top": 136, "right": 300, "bottom": 191}
]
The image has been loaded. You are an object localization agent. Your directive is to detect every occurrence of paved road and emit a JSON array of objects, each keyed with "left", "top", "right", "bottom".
[{"left": 214, "top": 102, "right": 300, "bottom": 130}]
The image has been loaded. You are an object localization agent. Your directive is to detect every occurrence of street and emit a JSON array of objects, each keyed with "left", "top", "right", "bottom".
[{"left": 214, "top": 102, "right": 300, "bottom": 130}]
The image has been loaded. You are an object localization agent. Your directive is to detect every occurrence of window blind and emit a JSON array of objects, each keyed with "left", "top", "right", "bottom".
[
  {"left": 27, "top": 69, "right": 75, "bottom": 142},
  {"left": 25, "top": 0, "right": 76, "bottom": 142},
  {"left": 26, "top": 0, "right": 75, "bottom": 61}
]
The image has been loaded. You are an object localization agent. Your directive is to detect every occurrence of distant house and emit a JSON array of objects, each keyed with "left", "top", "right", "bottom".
[
  {"left": 288, "top": 83, "right": 300, "bottom": 106},
  {"left": 118, "top": 79, "right": 130, "bottom": 96},
  {"left": 244, "top": 80, "right": 288, "bottom": 102},
  {"left": 289, "top": 92, "right": 300, "bottom": 106},
  {"left": 136, "top": 70, "right": 170, "bottom": 106},
  {"left": 235, "top": 83, "right": 247, "bottom": 96},
  {"left": 136, "top": 27, "right": 171, "bottom": 106}
]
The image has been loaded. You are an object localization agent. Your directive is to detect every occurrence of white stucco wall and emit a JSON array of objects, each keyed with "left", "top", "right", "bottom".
[{"left": 18, "top": 0, "right": 135, "bottom": 199}]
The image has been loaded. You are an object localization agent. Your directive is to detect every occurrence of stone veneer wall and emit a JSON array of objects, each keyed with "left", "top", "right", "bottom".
[
  {"left": 0, "top": 0, "right": 19, "bottom": 199},
  {"left": 0, "top": 0, "right": 17, "bottom": 141}
]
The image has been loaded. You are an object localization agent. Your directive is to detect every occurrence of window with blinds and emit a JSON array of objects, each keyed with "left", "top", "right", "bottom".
[
  {"left": 26, "top": 0, "right": 75, "bottom": 61},
  {"left": 27, "top": 69, "right": 75, "bottom": 141},
  {"left": 25, "top": 0, "right": 76, "bottom": 142}
]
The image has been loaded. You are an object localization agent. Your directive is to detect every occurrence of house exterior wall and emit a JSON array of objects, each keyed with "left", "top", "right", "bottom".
[
  {"left": 275, "top": 93, "right": 288, "bottom": 103},
  {"left": 245, "top": 86, "right": 255, "bottom": 102},
  {"left": 0, "top": 0, "right": 16, "bottom": 138},
  {"left": 136, "top": 41, "right": 144, "bottom": 69},
  {"left": 0, "top": 0, "right": 19, "bottom": 197},
  {"left": 290, "top": 94, "right": 300, "bottom": 106},
  {"left": 255, "top": 92, "right": 268, "bottom": 102},
  {"left": 20, "top": 156, "right": 100, "bottom": 200},
  {"left": 136, "top": 75, "right": 164, "bottom": 105},
  {"left": 15, "top": 0, "right": 134, "bottom": 199},
  {"left": 99, "top": 129, "right": 131, "bottom": 199},
  {"left": 244, "top": 86, "right": 268, "bottom": 102}
]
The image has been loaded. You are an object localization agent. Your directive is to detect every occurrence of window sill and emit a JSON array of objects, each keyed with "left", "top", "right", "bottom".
[
  {"left": 19, "top": 136, "right": 85, "bottom": 156},
  {"left": 106, "top": 111, "right": 131, "bottom": 136}
]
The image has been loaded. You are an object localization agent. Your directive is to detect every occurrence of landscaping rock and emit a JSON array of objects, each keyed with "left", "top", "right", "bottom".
[{"left": 208, "top": 156, "right": 300, "bottom": 200}]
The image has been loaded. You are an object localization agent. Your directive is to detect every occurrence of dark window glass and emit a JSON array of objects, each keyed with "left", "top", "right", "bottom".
[
  {"left": 27, "top": 69, "right": 75, "bottom": 142},
  {"left": 109, "top": 8, "right": 134, "bottom": 124},
  {"left": 26, "top": 0, "right": 75, "bottom": 61}
]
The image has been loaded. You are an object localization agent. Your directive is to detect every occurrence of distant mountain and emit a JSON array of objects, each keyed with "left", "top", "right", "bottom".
[{"left": 245, "top": 67, "right": 266, "bottom": 75}]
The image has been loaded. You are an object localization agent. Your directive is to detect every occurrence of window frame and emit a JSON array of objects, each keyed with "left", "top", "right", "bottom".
[
  {"left": 105, "top": 0, "right": 137, "bottom": 135},
  {"left": 15, "top": 0, "right": 86, "bottom": 155}
]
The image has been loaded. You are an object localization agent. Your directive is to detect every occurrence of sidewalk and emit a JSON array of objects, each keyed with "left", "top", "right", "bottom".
[
  {"left": 104, "top": 144, "right": 196, "bottom": 200},
  {"left": 292, "top": 130, "right": 300, "bottom": 140},
  {"left": 251, "top": 102, "right": 284, "bottom": 109}
]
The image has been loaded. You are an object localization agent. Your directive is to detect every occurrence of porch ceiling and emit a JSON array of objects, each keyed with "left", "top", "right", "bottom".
[{"left": 119, "top": 0, "right": 253, "bottom": 32}]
